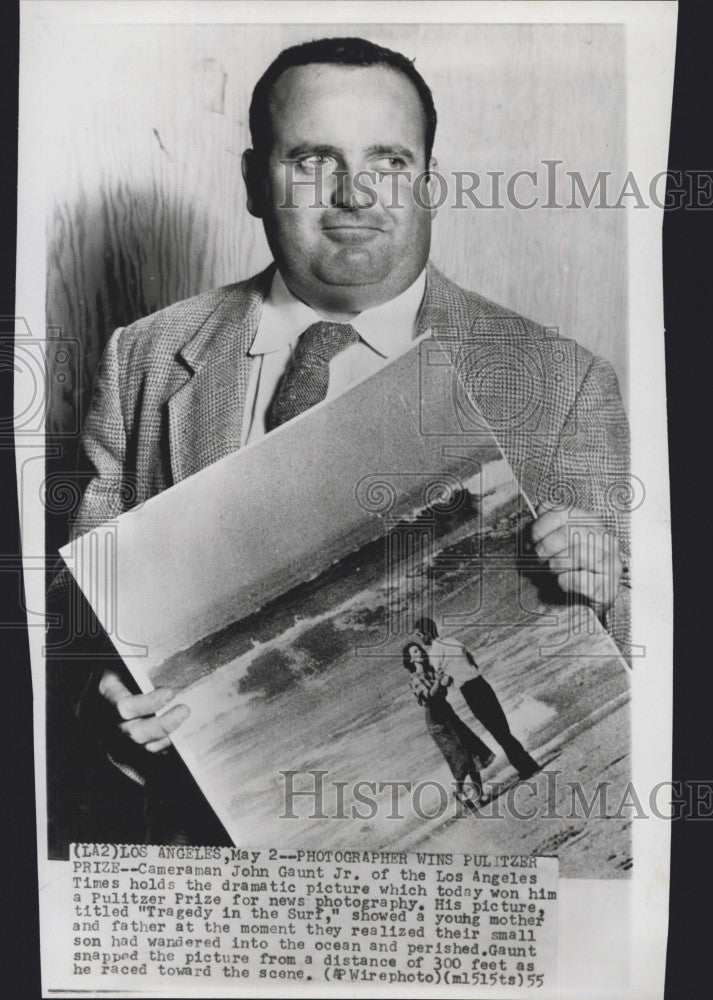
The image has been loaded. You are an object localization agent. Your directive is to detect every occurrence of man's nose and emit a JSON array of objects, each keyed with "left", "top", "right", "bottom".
[{"left": 329, "top": 169, "right": 372, "bottom": 210}]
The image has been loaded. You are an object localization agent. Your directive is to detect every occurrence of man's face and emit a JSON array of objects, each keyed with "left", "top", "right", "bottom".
[{"left": 244, "top": 63, "right": 436, "bottom": 316}]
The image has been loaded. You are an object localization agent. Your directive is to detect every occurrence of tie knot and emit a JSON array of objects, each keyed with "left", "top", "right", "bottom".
[{"left": 294, "top": 321, "right": 360, "bottom": 365}]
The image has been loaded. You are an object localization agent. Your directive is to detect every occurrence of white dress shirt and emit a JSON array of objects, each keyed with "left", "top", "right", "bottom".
[
  {"left": 427, "top": 636, "right": 480, "bottom": 688},
  {"left": 241, "top": 268, "right": 427, "bottom": 446}
]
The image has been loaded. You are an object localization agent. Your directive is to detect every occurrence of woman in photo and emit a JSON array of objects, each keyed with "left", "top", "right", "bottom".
[{"left": 402, "top": 642, "right": 495, "bottom": 810}]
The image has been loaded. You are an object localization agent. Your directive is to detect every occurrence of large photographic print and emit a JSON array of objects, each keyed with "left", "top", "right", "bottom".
[{"left": 62, "top": 334, "right": 631, "bottom": 876}]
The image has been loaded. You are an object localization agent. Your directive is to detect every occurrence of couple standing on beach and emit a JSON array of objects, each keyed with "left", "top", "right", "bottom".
[{"left": 402, "top": 617, "right": 539, "bottom": 810}]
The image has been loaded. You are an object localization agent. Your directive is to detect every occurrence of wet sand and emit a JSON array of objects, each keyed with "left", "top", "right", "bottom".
[{"left": 165, "top": 486, "right": 630, "bottom": 878}]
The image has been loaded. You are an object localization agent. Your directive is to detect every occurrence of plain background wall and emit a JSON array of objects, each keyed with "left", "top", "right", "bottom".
[{"left": 44, "top": 21, "right": 627, "bottom": 536}]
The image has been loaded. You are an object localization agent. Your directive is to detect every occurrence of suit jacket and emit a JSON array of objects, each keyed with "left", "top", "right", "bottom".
[
  {"left": 73, "top": 260, "right": 630, "bottom": 542},
  {"left": 51, "top": 261, "right": 630, "bottom": 845}
]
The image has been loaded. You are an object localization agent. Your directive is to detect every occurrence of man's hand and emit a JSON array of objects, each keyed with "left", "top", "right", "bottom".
[
  {"left": 97, "top": 668, "right": 190, "bottom": 754},
  {"left": 530, "top": 505, "right": 623, "bottom": 613}
]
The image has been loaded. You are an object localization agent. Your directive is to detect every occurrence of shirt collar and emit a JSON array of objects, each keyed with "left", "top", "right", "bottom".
[{"left": 249, "top": 268, "right": 427, "bottom": 359}]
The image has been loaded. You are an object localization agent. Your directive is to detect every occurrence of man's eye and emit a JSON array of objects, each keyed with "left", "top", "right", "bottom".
[
  {"left": 298, "top": 154, "right": 334, "bottom": 170},
  {"left": 373, "top": 156, "right": 407, "bottom": 171}
]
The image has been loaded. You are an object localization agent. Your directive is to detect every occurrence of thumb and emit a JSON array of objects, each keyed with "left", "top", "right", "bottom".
[
  {"left": 97, "top": 668, "right": 132, "bottom": 706},
  {"left": 534, "top": 499, "right": 562, "bottom": 518}
]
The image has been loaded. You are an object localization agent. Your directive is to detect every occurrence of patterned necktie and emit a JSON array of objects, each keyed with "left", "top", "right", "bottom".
[{"left": 266, "top": 321, "right": 360, "bottom": 431}]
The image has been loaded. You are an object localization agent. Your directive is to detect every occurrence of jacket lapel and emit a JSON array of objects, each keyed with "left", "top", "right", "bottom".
[
  {"left": 418, "top": 261, "right": 500, "bottom": 430},
  {"left": 418, "top": 262, "right": 553, "bottom": 503},
  {"left": 167, "top": 267, "right": 273, "bottom": 483}
]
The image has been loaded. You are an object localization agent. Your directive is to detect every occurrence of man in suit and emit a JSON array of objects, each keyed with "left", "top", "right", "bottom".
[{"left": 54, "top": 36, "right": 629, "bottom": 844}]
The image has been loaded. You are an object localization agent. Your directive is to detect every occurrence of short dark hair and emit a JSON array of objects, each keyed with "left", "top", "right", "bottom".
[
  {"left": 249, "top": 36, "right": 437, "bottom": 164},
  {"left": 415, "top": 616, "right": 438, "bottom": 639}
]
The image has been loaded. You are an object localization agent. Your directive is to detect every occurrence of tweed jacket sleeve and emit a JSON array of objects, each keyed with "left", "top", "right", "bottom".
[
  {"left": 422, "top": 264, "right": 631, "bottom": 655},
  {"left": 47, "top": 327, "right": 153, "bottom": 788},
  {"left": 73, "top": 328, "right": 131, "bottom": 538},
  {"left": 544, "top": 351, "right": 631, "bottom": 652},
  {"left": 47, "top": 327, "right": 132, "bottom": 656},
  {"left": 545, "top": 352, "right": 630, "bottom": 539}
]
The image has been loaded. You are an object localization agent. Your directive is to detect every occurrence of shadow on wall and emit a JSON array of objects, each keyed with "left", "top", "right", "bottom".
[
  {"left": 45, "top": 185, "right": 215, "bottom": 554},
  {"left": 44, "top": 187, "right": 214, "bottom": 858}
]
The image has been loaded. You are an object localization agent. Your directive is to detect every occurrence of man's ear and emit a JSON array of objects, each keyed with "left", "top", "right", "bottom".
[
  {"left": 242, "top": 149, "right": 265, "bottom": 218},
  {"left": 422, "top": 157, "right": 440, "bottom": 215}
]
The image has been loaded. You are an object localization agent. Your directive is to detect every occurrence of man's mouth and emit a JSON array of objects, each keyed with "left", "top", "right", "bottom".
[{"left": 321, "top": 225, "right": 384, "bottom": 243}]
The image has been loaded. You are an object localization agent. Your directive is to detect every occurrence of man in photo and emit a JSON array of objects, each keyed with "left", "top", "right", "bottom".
[{"left": 415, "top": 616, "right": 539, "bottom": 781}]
